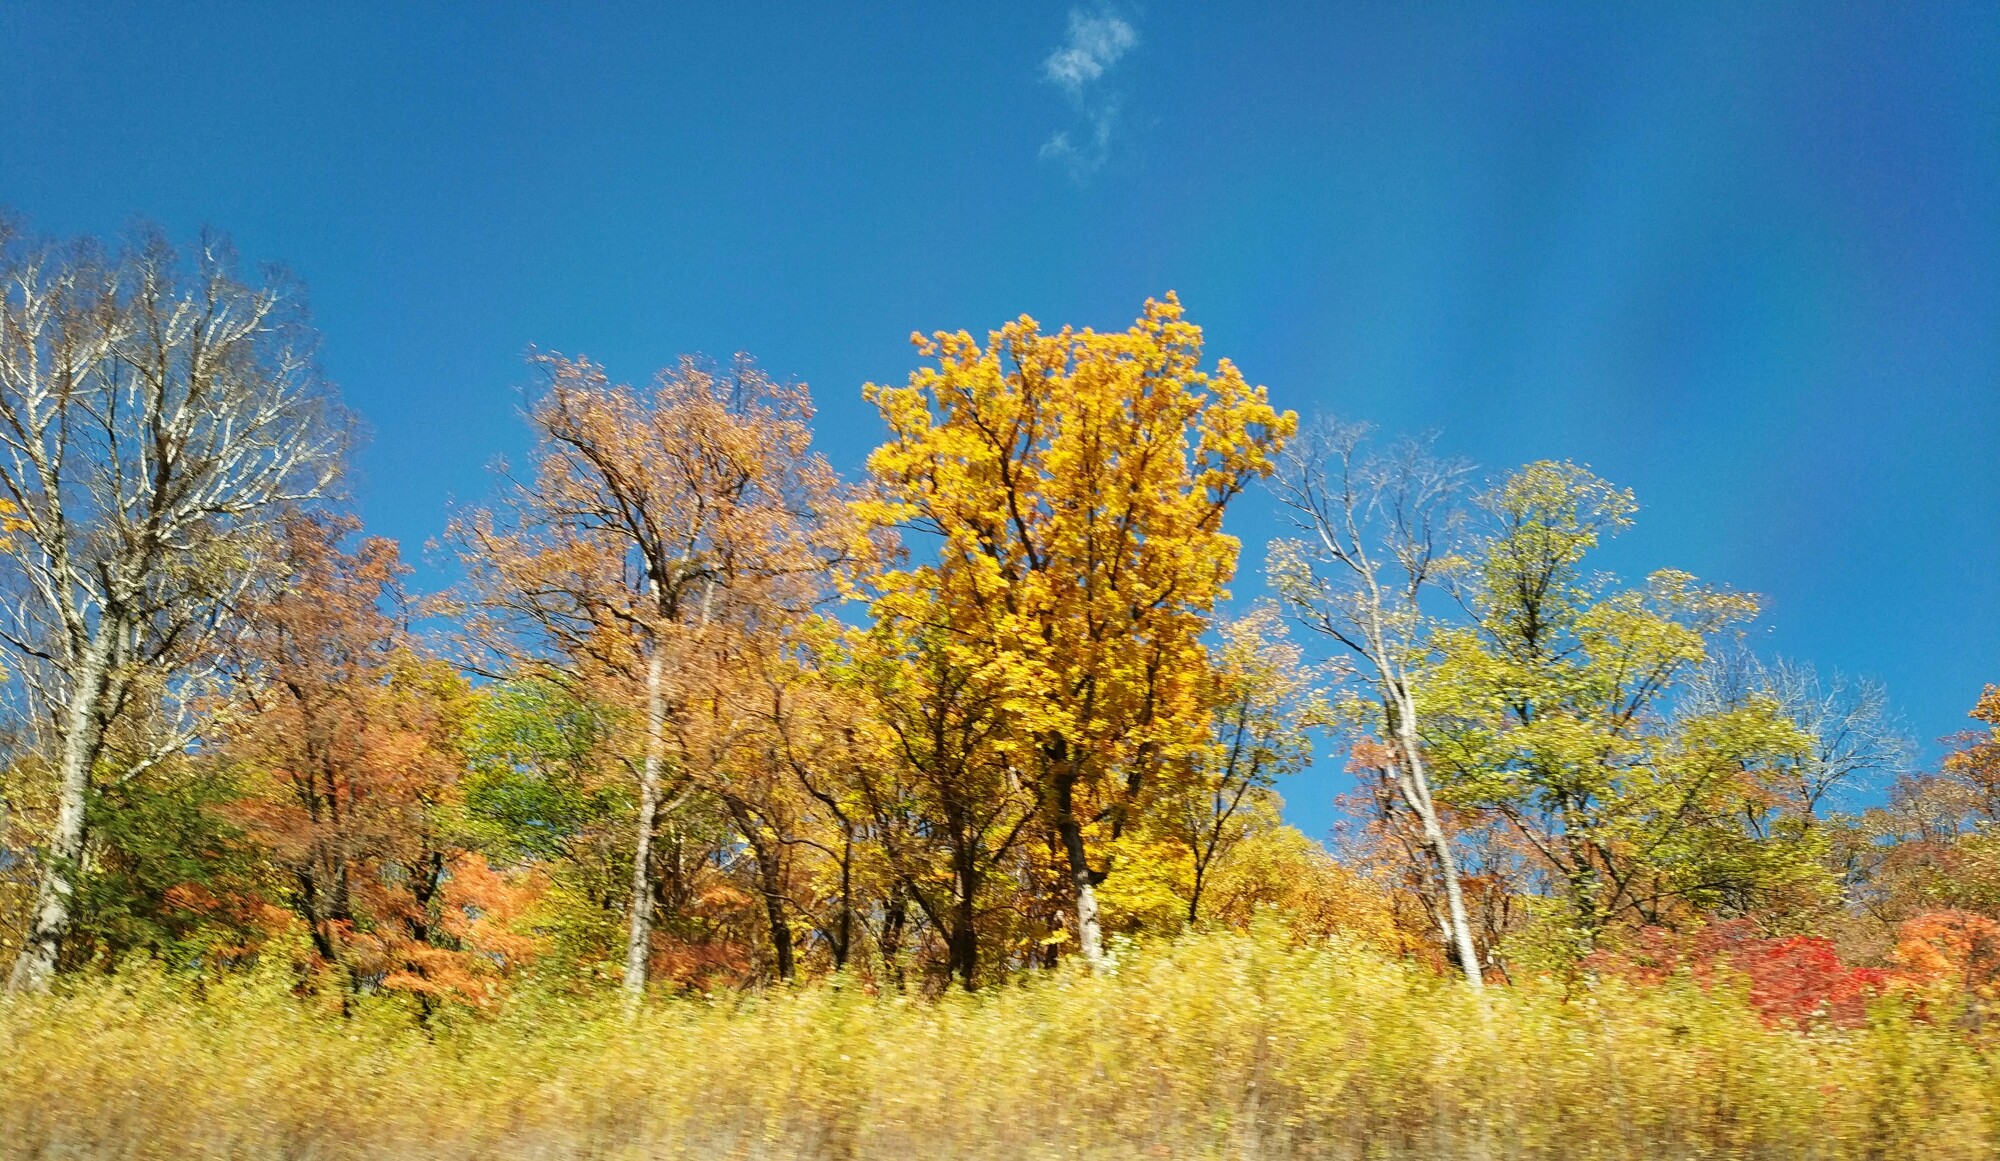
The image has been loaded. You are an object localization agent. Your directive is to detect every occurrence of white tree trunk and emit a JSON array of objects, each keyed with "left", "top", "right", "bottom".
[
  {"left": 1073, "top": 870, "right": 1105, "bottom": 966},
  {"left": 7, "top": 630, "right": 115, "bottom": 993},
  {"left": 1395, "top": 709, "right": 1483, "bottom": 990},
  {"left": 620, "top": 638, "right": 668, "bottom": 1012},
  {"left": 1055, "top": 800, "right": 1107, "bottom": 967}
]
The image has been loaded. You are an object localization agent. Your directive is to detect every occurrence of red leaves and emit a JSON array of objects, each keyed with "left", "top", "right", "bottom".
[
  {"left": 1732, "top": 936, "right": 1888, "bottom": 1028},
  {"left": 1586, "top": 920, "right": 1886, "bottom": 1029},
  {"left": 1588, "top": 909, "right": 2000, "bottom": 1030}
]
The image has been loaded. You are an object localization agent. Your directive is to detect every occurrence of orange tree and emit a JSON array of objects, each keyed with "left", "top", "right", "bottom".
[
  {"left": 451, "top": 355, "right": 853, "bottom": 1003},
  {"left": 220, "top": 514, "right": 538, "bottom": 1008},
  {"left": 858, "top": 294, "right": 1292, "bottom": 964}
]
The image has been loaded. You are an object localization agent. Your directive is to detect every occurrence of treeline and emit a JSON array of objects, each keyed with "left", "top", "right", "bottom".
[{"left": 1, "top": 221, "right": 1996, "bottom": 1015}]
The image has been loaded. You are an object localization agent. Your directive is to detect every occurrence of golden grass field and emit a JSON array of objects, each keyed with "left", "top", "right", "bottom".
[{"left": 4, "top": 926, "right": 1995, "bottom": 1160}]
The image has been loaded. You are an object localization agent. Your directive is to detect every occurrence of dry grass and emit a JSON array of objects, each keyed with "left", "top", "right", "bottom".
[{"left": 4, "top": 926, "right": 1996, "bottom": 1160}]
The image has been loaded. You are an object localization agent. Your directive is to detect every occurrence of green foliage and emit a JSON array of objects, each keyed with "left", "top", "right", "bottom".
[
  {"left": 1422, "top": 462, "right": 1831, "bottom": 944},
  {"left": 459, "top": 678, "right": 622, "bottom": 864},
  {"left": 68, "top": 763, "right": 266, "bottom": 972}
]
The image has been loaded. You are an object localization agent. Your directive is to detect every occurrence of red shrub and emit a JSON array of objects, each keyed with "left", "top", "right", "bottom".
[{"left": 1587, "top": 920, "right": 1888, "bottom": 1029}]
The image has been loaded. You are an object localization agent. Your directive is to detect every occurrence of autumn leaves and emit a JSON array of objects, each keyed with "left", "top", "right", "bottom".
[
  {"left": 856, "top": 295, "right": 1294, "bottom": 973},
  {"left": 5, "top": 230, "right": 1985, "bottom": 1009},
  {"left": 434, "top": 295, "right": 1299, "bottom": 996}
]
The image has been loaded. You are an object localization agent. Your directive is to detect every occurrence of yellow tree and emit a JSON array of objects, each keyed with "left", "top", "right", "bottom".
[
  {"left": 860, "top": 294, "right": 1293, "bottom": 964},
  {"left": 839, "top": 601, "right": 1040, "bottom": 989},
  {"left": 1169, "top": 605, "right": 1323, "bottom": 925}
]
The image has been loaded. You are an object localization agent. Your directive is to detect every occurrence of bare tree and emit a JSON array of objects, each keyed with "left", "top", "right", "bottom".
[
  {"left": 1684, "top": 649, "right": 1912, "bottom": 822},
  {"left": 0, "top": 222, "right": 345, "bottom": 991},
  {"left": 1267, "top": 419, "right": 1484, "bottom": 988}
]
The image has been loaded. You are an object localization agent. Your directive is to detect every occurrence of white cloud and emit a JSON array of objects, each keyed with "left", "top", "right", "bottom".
[
  {"left": 1043, "top": 11, "right": 1137, "bottom": 99},
  {"left": 1038, "top": 8, "right": 1137, "bottom": 178}
]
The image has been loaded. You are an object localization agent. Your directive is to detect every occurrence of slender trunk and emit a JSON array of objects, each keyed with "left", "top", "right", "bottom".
[
  {"left": 1563, "top": 837, "right": 1604, "bottom": 947},
  {"left": 1419, "top": 801, "right": 1483, "bottom": 988},
  {"left": 621, "top": 638, "right": 667, "bottom": 1012},
  {"left": 747, "top": 829, "right": 794, "bottom": 982},
  {"left": 764, "top": 888, "right": 795, "bottom": 981},
  {"left": 1188, "top": 850, "right": 1210, "bottom": 926},
  {"left": 879, "top": 884, "right": 907, "bottom": 991},
  {"left": 831, "top": 838, "right": 853, "bottom": 971},
  {"left": 296, "top": 869, "right": 340, "bottom": 964},
  {"left": 1053, "top": 769, "right": 1105, "bottom": 966},
  {"left": 8, "top": 630, "right": 115, "bottom": 993},
  {"left": 1394, "top": 705, "right": 1483, "bottom": 990},
  {"left": 407, "top": 848, "right": 446, "bottom": 946}
]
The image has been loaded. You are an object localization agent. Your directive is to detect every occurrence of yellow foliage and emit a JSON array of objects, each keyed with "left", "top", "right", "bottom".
[
  {"left": 1203, "top": 824, "right": 1403, "bottom": 950},
  {"left": 859, "top": 294, "right": 1294, "bottom": 951}
]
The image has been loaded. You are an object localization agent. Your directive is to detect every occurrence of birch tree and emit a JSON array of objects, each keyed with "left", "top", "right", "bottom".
[
  {"left": 1267, "top": 420, "right": 1485, "bottom": 987},
  {"left": 0, "top": 224, "right": 344, "bottom": 992}
]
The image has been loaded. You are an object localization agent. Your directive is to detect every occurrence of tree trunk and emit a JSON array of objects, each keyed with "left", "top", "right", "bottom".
[
  {"left": 8, "top": 630, "right": 115, "bottom": 993},
  {"left": 407, "top": 848, "right": 446, "bottom": 946},
  {"left": 879, "top": 884, "right": 907, "bottom": 991},
  {"left": 829, "top": 838, "right": 853, "bottom": 971},
  {"left": 1395, "top": 706, "right": 1483, "bottom": 990},
  {"left": 743, "top": 822, "right": 794, "bottom": 982},
  {"left": 763, "top": 875, "right": 795, "bottom": 982},
  {"left": 1053, "top": 771, "right": 1106, "bottom": 966},
  {"left": 950, "top": 881, "right": 979, "bottom": 990},
  {"left": 1419, "top": 800, "right": 1483, "bottom": 989},
  {"left": 620, "top": 639, "right": 668, "bottom": 1013}
]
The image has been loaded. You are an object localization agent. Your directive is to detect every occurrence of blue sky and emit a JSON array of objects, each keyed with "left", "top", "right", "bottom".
[{"left": 4, "top": 3, "right": 1995, "bottom": 839}]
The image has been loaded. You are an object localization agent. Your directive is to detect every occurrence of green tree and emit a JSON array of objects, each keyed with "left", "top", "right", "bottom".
[{"left": 1421, "top": 462, "right": 1823, "bottom": 952}]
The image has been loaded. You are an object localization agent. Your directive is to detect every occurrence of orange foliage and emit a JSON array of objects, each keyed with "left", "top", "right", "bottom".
[
  {"left": 222, "top": 514, "right": 542, "bottom": 1006},
  {"left": 1892, "top": 909, "right": 2000, "bottom": 1003},
  {"left": 1939, "top": 686, "right": 2000, "bottom": 816}
]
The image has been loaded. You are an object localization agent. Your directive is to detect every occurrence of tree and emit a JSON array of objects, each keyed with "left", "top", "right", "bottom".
[
  {"left": 1684, "top": 651, "right": 1912, "bottom": 823},
  {"left": 1267, "top": 419, "right": 1486, "bottom": 985},
  {"left": 452, "top": 354, "right": 849, "bottom": 1006},
  {"left": 859, "top": 294, "right": 1292, "bottom": 965},
  {"left": 459, "top": 676, "right": 630, "bottom": 973},
  {"left": 1942, "top": 685, "right": 2000, "bottom": 813},
  {"left": 743, "top": 632, "right": 919, "bottom": 980},
  {"left": 1421, "top": 462, "right": 1821, "bottom": 951},
  {"left": 220, "top": 513, "right": 509, "bottom": 1005},
  {"left": 1845, "top": 685, "right": 2000, "bottom": 932},
  {"left": 841, "top": 605, "right": 1039, "bottom": 989},
  {"left": 0, "top": 224, "right": 344, "bottom": 992}
]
